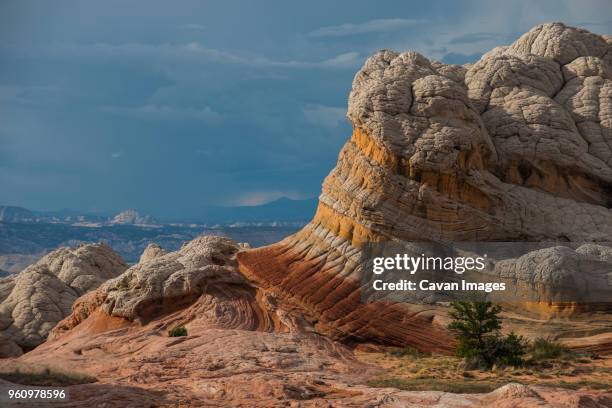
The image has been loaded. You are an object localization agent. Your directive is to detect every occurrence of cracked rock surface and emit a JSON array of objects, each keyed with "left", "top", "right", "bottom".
[
  {"left": 238, "top": 22, "right": 612, "bottom": 349},
  {"left": 138, "top": 243, "right": 166, "bottom": 263},
  {"left": 0, "top": 243, "right": 126, "bottom": 357},
  {"left": 49, "top": 236, "right": 313, "bottom": 342}
]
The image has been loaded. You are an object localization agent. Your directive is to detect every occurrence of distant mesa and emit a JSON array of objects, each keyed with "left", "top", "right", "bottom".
[
  {"left": 110, "top": 209, "right": 156, "bottom": 226},
  {"left": 0, "top": 198, "right": 318, "bottom": 227},
  {"left": 0, "top": 205, "right": 108, "bottom": 225},
  {"left": 0, "top": 206, "right": 159, "bottom": 226}
]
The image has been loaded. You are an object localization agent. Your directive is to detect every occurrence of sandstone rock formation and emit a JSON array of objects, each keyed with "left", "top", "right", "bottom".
[
  {"left": 0, "top": 243, "right": 126, "bottom": 357},
  {"left": 238, "top": 22, "right": 612, "bottom": 348},
  {"left": 49, "top": 236, "right": 311, "bottom": 341},
  {"left": 18, "top": 235, "right": 380, "bottom": 406},
  {"left": 17, "top": 235, "right": 611, "bottom": 407},
  {"left": 138, "top": 243, "right": 166, "bottom": 263},
  {"left": 490, "top": 244, "right": 612, "bottom": 306},
  {"left": 24, "top": 23, "right": 612, "bottom": 355}
]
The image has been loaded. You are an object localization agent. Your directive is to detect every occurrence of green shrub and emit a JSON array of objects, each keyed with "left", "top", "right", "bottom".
[
  {"left": 487, "top": 332, "right": 527, "bottom": 367},
  {"left": 448, "top": 301, "right": 526, "bottom": 369},
  {"left": 168, "top": 325, "right": 188, "bottom": 337},
  {"left": 529, "top": 338, "right": 565, "bottom": 360},
  {"left": 448, "top": 301, "right": 502, "bottom": 358}
]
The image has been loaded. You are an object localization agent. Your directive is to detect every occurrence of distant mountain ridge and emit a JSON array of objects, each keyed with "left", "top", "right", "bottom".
[
  {"left": 0, "top": 206, "right": 36, "bottom": 223},
  {"left": 192, "top": 197, "right": 318, "bottom": 225},
  {"left": 0, "top": 206, "right": 107, "bottom": 224},
  {"left": 0, "top": 197, "right": 318, "bottom": 226}
]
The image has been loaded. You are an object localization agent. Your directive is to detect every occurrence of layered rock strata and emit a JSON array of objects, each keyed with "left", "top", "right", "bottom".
[
  {"left": 238, "top": 22, "right": 612, "bottom": 348},
  {"left": 49, "top": 236, "right": 311, "bottom": 341}
]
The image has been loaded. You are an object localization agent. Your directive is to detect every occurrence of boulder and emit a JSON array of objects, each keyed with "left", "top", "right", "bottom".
[
  {"left": 138, "top": 243, "right": 166, "bottom": 263},
  {"left": 0, "top": 243, "right": 126, "bottom": 357}
]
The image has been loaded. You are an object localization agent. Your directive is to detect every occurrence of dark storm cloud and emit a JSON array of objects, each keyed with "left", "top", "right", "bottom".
[{"left": 0, "top": 0, "right": 610, "bottom": 217}]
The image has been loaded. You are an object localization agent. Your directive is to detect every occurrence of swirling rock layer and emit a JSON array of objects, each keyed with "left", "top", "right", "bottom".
[
  {"left": 50, "top": 236, "right": 308, "bottom": 340},
  {"left": 238, "top": 23, "right": 612, "bottom": 350},
  {"left": 14, "top": 236, "right": 611, "bottom": 407}
]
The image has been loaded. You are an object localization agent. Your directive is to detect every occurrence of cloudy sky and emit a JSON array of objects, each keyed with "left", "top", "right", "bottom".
[{"left": 1, "top": 0, "right": 610, "bottom": 217}]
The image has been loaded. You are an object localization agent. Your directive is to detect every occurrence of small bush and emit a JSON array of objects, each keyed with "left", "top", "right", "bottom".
[
  {"left": 529, "top": 338, "right": 565, "bottom": 360},
  {"left": 168, "top": 325, "right": 188, "bottom": 337},
  {"left": 448, "top": 301, "right": 527, "bottom": 369},
  {"left": 478, "top": 332, "right": 527, "bottom": 368}
]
